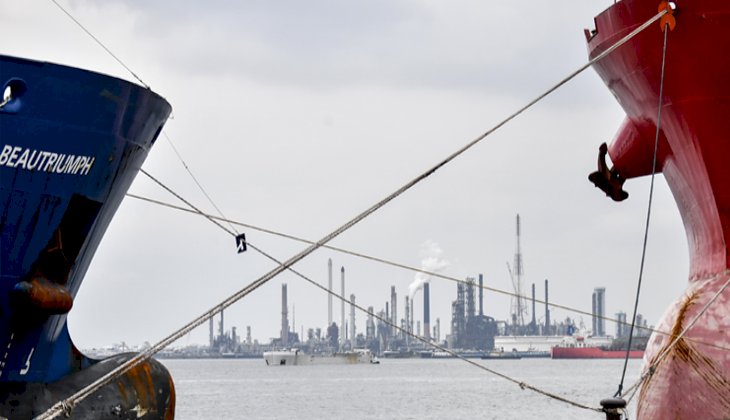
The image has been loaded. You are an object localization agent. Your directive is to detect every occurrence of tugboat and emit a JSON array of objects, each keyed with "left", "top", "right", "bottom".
[
  {"left": 0, "top": 55, "right": 174, "bottom": 418},
  {"left": 587, "top": 1, "right": 730, "bottom": 418}
]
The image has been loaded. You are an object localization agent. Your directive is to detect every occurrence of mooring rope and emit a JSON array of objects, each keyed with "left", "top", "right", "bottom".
[
  {"left": 126, "top": 192, "right": 730, "bottom": 355},
  {"left": 35, "top": 8, "right": 669, "bottom": 419},
  {"left": 614, "top": 18, "right": 671, "bottom": 399},
  {"left": 47, "top": 0, "right": 150, "bottom": 89},
  {"left": 161, "top": 131, "right": 241, "bottom": 236}
]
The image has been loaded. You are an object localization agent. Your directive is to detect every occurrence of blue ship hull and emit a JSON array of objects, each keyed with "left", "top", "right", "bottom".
[{"left": 0, "top": 55, "right": 174, "bottom": 418}]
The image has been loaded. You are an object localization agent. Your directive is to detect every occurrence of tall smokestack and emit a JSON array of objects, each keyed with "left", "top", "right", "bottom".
[
  {"left": 410, "top": 297, "right": 414, "bottom": 337},
  {"left": 350, "top": 294, "right": 356, "bottom": 349},
  {"left": 424, "top": 282, "right": 431, "bottom": 340},
  {"left": 366, "top": 306, "right": 375, "bottom": 340},
  {"left": 404, "top": 296, "right": 410, "bottom": 342},
  {"left": 531, "top": 283, "right": 536, "bottom": 334},
  {"left": 513, "top": 214, "right": 525, "bottom": 327},
  {"left": 340, "top": 267, "right": 345, "bottom": 347},
  {"left": 478, "top": 274, "right": 484, "bottom": 316},
  {"left": 390, "top": 286, "right": 397, "bottom": 331},
  {"left": 281, "top": 283, "right": 289, "bottom": 347},
  {"left": 328, "top": 259, "right": 333, "bottom": 327},
  {"left": 209, "top": 317, "right": 214, "bottom": 348},
  {"left": 544, "top": 279, "right": 550, "bottom": 336}
]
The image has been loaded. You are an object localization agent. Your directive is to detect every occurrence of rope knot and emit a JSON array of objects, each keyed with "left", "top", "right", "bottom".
[{"left": 519, "top": 382, "right": 526, "bottom": 390}]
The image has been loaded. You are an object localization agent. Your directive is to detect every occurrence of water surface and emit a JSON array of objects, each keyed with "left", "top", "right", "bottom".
[{"left": 162, "top": 358, "right": 641, "bottom": 419}]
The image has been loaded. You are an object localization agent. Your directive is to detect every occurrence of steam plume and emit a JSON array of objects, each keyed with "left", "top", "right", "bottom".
[{"left": 408, "top": 240, "right": 450, "bottom": 299}]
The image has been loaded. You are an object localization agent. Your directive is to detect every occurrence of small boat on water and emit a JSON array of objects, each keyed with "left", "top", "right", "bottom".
[
  {"left": 480, "top": 351, "right": 521, "bottom": 360},
  {"left": 263, "top": 348, "right": 378, "bottom": 366}
]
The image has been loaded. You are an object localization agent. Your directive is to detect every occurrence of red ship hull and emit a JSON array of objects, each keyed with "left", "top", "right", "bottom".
[
  {"left": 588, "top": 1, "right": 730, "bottom": 418},
  {"left": 550, "top": 347, "right": 643, "bottom": 360}
]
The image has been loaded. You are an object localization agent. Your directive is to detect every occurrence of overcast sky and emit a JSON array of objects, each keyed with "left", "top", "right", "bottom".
[{"left": 2, "top": 1, "right": 689, "bottom": 349}]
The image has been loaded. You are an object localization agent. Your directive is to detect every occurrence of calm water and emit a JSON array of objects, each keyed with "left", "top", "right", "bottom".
[{"left": 161, "top": 358, "right": 641, "bottom": 419}]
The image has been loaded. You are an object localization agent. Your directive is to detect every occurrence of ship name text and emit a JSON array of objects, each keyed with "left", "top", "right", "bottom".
[{"left": 0, "top": 145, "right": 96, "bottom": 176}]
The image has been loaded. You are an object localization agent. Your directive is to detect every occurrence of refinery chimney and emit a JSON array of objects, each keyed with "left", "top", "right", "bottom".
[
  {"left": 209, "top": 317, "right": 214, "bottom": 349},
  {"left": 531, "top": 283, "right": 536, "bottom": 334},
  {"left": 512, "top": 214, "right": 526, "bottom": 327},
  {"left": 340, "top": 267, "right": 345, "bottom": 347},
  {"left": 410, "top": 296, "right": 414, "bottom": 335},
  {"left": 544, "top": 279, "right": 550, "bottom": 336},
  {"left": 478, "top": 274, "right": 484, "bottom": 317},
  {"left": 390, "top": 286, "right": 397, "bottom": 332},
  {"left": 328, "top": 258, "right": 333, "bottom": 327},
  {"left": 281, "top": 283, "right": 289, "bottom": 347},
  {"left": 404, "top": 296, "right": 410, "bottom": 343},
  {"left": 424, "top": 282, "right": 431, "bottom": 340},
  {"left": 350, "top": 294, "right": 356, "bottom": 349}
]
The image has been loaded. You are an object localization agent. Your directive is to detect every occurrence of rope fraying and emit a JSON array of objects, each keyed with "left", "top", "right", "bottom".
[{"left": 61, "top": 401, "right": 74, "bottom": 418}]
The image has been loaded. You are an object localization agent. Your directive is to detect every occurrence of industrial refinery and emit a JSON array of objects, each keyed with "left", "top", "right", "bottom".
[{"left": 136, "top": 215, "right": 651, "bottom": 360}]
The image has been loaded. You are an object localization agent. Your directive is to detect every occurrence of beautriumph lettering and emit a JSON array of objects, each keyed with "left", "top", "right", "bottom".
[{"left": 0, "top": 144, "right": 96, "bottom": 176}]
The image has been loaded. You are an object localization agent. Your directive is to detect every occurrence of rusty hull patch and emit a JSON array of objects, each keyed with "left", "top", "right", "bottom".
[{"left": 639, "top": 290, "right": 730, "bottom": 415}]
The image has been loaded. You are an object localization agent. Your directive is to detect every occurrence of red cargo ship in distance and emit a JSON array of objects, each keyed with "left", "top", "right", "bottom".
[{"left": 551, "top": 347, "right": 643, "bottom": 360}]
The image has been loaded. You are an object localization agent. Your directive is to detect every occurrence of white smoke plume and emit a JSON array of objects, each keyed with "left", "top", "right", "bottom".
[{"left": 408, "top": 240, "right": 450, "bottom": 300}]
